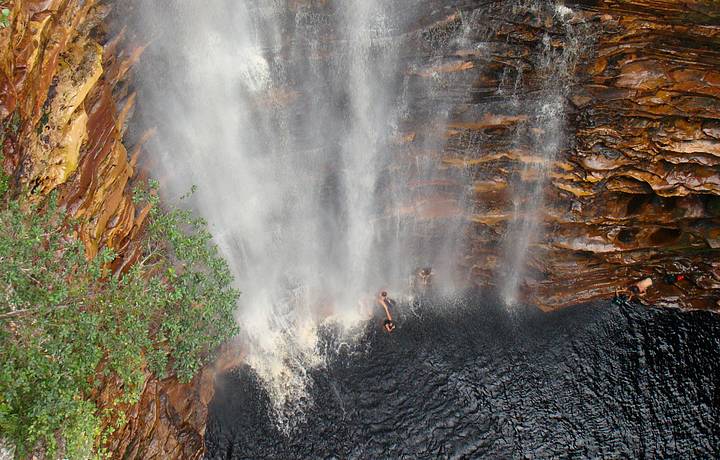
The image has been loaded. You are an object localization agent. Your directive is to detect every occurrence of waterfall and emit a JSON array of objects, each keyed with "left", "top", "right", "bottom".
[
  {"left": 130, "top": 0, "right": 590, "bottom": 426},
  {"left": 500, "top": 2, "right": 588, "bottom": 308},
  {"left": 131, "top": 0, "right": 465, "bottom": 428}
]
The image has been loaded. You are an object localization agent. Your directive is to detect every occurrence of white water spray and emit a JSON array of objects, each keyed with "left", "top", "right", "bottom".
[
  {"left": 132, "top": 0, "right": 466, "bottom": 427},
  {"left": 500, "top": 2, "right": 587, "bottom": 308}
]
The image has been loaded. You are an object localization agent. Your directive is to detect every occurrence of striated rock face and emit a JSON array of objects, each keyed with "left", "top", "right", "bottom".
[
  {"left": 95, "top": 371, "right": 213, "bottom": 459},
  {"left": 587, "top": 2, "right": 717, "bottom": 298},
  {"left": 0, "top": 0, "right": 142, "bottom": 264},
  {"left": 97, "top": 342, "right": 243, "bottom": 459},
  {"left": 380, "top": 0, "right": 720, "bottom": 311},
  {"left": 525, "top": 0, "right": 720, "bottom": 310},
  {"left": 0, "top": 1, "right": 213, "bottom": 458},
  {"left": 3, "top": 0, "right": 720, "bottom": 457}
]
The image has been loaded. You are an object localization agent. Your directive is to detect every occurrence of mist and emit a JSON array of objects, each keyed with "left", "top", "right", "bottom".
[{"left": 131, "top": 0, "right": 469, "bottom": 426}]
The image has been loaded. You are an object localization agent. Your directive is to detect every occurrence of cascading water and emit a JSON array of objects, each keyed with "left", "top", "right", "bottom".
[
  {"left": 131, "top": 0, "right": 466, "bottom": 426},
  {"left": 500, "top": 2, "right": 589, "bottom": 308},
  {"left": 131, "top": 0, "right": 590, "bottom": 427},
  {"left": 120, "top": 2, "right": 720, "bottom": 457}
]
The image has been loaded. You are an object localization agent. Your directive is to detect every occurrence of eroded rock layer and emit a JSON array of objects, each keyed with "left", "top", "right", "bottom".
[
  {"left": 381, "top": 0, "right": 720, "bottom": 310},
  {"left": 0, "top": 0, "right": 142, "bottom": 264},
  {"left": 0, "top": 1, "right": 211, "bottom": 458},
  {"left": 2, "top": 0, "right": 720, "bottom": 458},
  {"left": 536, "top": 0, "right": 719, "bottom": 309}
]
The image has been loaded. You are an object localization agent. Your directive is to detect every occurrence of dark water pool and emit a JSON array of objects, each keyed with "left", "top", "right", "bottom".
[{"left": 205, "top": 298, "right": 720, "bottom": 458}]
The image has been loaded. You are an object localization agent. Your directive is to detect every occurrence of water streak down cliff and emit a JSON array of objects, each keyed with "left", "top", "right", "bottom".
[{"left": 499, "top": 3, "right": 589, "bottom": 307}]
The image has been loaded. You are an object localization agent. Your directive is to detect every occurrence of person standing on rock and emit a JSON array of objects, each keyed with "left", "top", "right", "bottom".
[
  {"left": 617, "top": 277, "right": 653, "bottom": 302},
  {"left": 630, "top": 277, "right": 653, "bottom": 297},
  {"left": 411, "top": 267, "right": 434, "bottom": 302}
]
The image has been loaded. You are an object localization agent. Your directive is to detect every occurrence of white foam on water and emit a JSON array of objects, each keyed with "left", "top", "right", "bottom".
[{"left": 555, "top": 4, "right": 574, "bottom": 19}]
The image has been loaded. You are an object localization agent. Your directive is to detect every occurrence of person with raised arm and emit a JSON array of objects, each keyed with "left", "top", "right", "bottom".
[{"left": 378, "top": 291, "right": 397, "bottom": 332}]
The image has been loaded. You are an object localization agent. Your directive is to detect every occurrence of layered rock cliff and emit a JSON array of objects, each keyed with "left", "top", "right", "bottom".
[
  {"left": 388, "top": 0, "right": 720, "bottom": 310},
  {"left": 535, "top": 0, "right": 720, "bottom": 310},
  {"left": 2, "top": 0, "right": 719, "bottom": 458},
  {"left": 0, "top": 0, "right": 140, "bottom": 265},
  {"left": 0, "top": 1, "right": 213, "bottom": 458}
]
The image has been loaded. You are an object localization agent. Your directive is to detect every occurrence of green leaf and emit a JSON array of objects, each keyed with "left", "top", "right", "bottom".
[{"left": 0, "top": 183, "right": 239, "bottom": 455}]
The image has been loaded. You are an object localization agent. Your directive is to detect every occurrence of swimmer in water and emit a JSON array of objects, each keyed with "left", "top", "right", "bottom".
[
  {"left": 378, "top": 291, "right": 396, "bottom": 332},
  {"left": 418, "top": 267, "right": 432, "bottom": 286}
]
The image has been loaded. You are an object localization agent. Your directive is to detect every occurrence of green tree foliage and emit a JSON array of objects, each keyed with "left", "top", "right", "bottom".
[
  {"left": 0, "top": 9, "right": 10, "bottom": 29},
  {"left": 0, "top": 177, "right": 239, "bottom": 458}
]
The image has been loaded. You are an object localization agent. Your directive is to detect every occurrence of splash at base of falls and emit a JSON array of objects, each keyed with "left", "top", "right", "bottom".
[
  {"left": 239, "top": 296, "right": 378, "bottom": 432},
  {"left": 235, "top": 289, "right": 464, "bottom": 431}
]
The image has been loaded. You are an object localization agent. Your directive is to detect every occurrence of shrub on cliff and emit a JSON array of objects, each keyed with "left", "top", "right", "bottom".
[{"left": 0, "top": 179, "right": 239, "bottom": 458}]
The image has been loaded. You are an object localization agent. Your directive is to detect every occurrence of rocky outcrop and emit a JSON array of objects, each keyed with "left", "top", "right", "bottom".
[
  {"left": 527, "top": 0, "right": 720, "bottom": 310},
  {"left": 95, "top": 341, "right": 243, "bottom": 459},
  {"left": 3, "top": 0, "right": 720, "bottom": 457},
  {"left": 95, "top": 371, "right": 212, "bottom": 459},
  {"left": 0, "top": 0, "right": 143, "bottom": 264},
  {"left": 388, "top": 0, "right": 720, "bottom": 311},
  {"left": 0, "top": 1, "right": 213, "bottom": 458}
]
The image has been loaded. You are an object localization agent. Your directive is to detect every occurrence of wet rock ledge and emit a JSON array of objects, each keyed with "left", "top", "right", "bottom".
[
  {"left": 383, "top": 0, "right": 720, "bottom": 310},
  {"left": 530, "top": 0, "right": 720, "bottom": 310},
  {"left": 1, "top": 0, "right": 719, "bottom": 458},
  {"left": 0, "top": 1, "right": 216, "bottom": 458}
]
